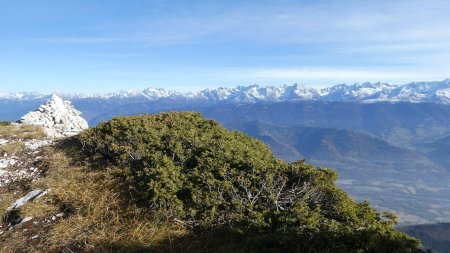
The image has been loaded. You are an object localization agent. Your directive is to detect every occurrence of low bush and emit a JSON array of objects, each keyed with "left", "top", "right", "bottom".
[{"left": 77, "top": 112, "right": 422, "bottom": 252}]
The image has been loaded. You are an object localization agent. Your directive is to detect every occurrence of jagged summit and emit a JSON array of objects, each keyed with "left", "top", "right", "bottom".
[
  {"left": 1, "top": 79, "right": 450, "bottom": 104},
  {"left": 19, "top": 95, "right": 88, "bottom": 138}
]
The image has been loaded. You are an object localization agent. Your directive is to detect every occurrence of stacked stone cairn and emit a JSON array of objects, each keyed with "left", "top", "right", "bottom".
[{"left": 19, "top": 95, "right": 89, "bottom": 138}]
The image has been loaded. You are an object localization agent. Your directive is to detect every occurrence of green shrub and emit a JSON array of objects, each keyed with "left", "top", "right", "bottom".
[{"left": 78, "top": 112, "right": 423, "bottom": 252}]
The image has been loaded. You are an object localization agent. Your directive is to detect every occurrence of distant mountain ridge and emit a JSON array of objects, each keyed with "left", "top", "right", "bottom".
[
  {"left": 2, "top": 79, "right": 450, "bottom": 104},
  {"left": 400, "top": 223, "right": 450, "bottom": 253}
]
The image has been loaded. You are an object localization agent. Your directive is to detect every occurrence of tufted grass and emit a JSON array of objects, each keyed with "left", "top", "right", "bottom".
[
  {"left": 0, "top": 141, "right": 26, "bottom": 156},
  {"left": 0, "top": 124, "right": 46, "bottom": 141},
  {"left": 0, "top": 139, "right": 188, "bottom": 253},
  {"left": 0, "top": 191, "right": 16, "bottom": 221}
]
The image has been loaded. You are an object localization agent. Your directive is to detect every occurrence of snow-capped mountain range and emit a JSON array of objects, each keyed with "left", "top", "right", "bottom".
[{"left": 2, "top": 79, "right": 450, "bottom": 104}]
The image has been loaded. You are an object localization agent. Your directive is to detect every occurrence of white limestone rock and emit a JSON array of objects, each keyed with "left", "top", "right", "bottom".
[
  {"left": 19, "top": 95, "right": 88, "bottom": 138},
  {"left": 8, "top": 189, "right": 47, "bottom": 210},
  {"left": 0, "top": 156, "right": 18, "bottom": 169},
  {"left": 24, "top": 139, "right": 54, "bottom": 150}
]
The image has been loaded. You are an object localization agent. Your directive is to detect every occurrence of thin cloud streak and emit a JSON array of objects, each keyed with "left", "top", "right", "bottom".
[
  {"left": 220, "top": 68, "right": 448, "bottom": 85},
  {"left": 35, "top": 0, "right": 450, "bottom": 46}
]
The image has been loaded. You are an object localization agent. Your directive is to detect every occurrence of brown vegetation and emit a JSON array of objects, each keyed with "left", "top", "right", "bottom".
[{"left": 0, "top": 124, "right": 46, "bottom": 141}]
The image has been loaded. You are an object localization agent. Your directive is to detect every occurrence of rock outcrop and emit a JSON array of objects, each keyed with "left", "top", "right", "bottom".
[{"left": 19, "top": 95, "right": 88, "bottom": 138}]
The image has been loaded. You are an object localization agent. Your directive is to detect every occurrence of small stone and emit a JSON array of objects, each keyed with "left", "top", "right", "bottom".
[
  {"left": 31, "top": 235, "right": 39, "bottom": 240},
  {"left": 8, "top": 189, "right": 46, "bottom": 210},
  {"left": 21, "top": 217, "right": 33, "bottom": 223}
]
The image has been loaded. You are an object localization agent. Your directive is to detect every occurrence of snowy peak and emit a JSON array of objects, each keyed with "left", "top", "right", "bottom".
[
  {"left": 194, "top": 83, "right": 320, "bottom": 103},
  {"left": 0, "top": 92, "right": 48, "bottom": 100},
  {"left": 1, "top": 79, "right": 450, "bottom": 104},
  {"left": 322, "top": 82, "right": 396, "bottom": 101}
]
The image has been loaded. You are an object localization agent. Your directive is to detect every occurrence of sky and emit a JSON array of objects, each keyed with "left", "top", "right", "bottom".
[{"left": 1, "top": 0, "right": 450, "bottom": 93}]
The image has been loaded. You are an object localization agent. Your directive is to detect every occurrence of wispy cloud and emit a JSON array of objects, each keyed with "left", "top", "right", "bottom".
[
  {"left": 219, "top": 67, "right": 448, "bottom": 86},
  {"left": 3, "top": 0, "right": 450, "bottom": 92},
  {"left": 36, "top": 0, "right": 450, "bottom": 54}
]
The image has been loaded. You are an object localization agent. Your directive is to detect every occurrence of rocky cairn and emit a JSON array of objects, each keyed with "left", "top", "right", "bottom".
[{"left": 19, "top": 95, "right": 88, "bottom": 138}]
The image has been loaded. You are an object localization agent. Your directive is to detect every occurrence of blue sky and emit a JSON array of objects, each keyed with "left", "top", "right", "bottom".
[{"left": 1, "top": 0, "right": 450, "bottom": 93}]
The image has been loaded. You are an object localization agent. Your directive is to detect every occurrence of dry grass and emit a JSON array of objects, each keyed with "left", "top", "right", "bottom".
[
  {"left": 20, "top": 197, "right": 60, "bottom": 220},
  {"left": 0, "top": 125, "right": 16, "bottom": 138},
  {"left": 0, "top": 124, "right": 46, "bottom": 140},
  {"left": 0, "top": 141, "right": 26, "bottom": 156},
  {"left": 0, "top": 137, "right": 253, "bottom": 253},
  {"left": 0, "top": 229, "right": 42, "bottom": 253},
  {"left": 0, "top": 141, "right": 188, "bottom": 253},
  {"left": 0, "top": 191, "right": 16, "bottom": 221},
  {"left": 40, "top": 154, "right": 187, "bottom": 252}
]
